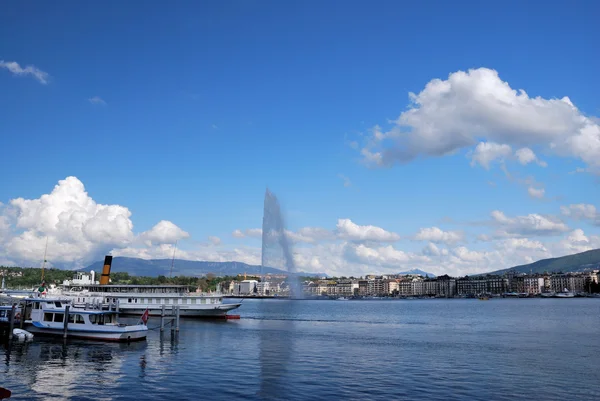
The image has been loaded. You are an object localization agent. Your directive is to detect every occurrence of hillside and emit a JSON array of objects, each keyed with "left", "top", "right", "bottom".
[
  {"left": 487, "top": 248, "right": 600, "bottom": 275},
  {"left": 82, "top": 257, "right": 328, "bottom": 277}
]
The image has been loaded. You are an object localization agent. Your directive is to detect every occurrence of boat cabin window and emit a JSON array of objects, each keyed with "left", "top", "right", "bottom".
[
  {"left": 53, "top": 313, "right": 64, "bottom": 323},
  {"left": 68, "top": 314, "right": 75, "bottom": 323},
  {"left": 44, "top": 313, "right": 53, "bottom": 322},
  {"left": 33, "top": 302, "right": 41, "bottom": 310},
  {"left": 54, "top": 302, "right": 62, "bottom": 308},
  {"left": 128, "top": 298, "right": 132, "bottom": 303},
  {"left": 76, "top": 314, "right": 85, "bottom": 324},
  {"left": 89, "top": 314, "right": 110, "bottom": 325}
]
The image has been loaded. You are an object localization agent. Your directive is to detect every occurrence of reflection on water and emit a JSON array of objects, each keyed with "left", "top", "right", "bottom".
[
  {"left": 2, "top": 339, "right": 147, "bottom": 400},
  {"left": 1, "top": 299, "right": 600, "bottom": 400},
  {"left": 257, "top": 300, "right": 296, "bottom": 400}
]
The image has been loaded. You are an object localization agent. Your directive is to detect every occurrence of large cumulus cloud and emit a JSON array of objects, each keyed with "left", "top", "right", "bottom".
[
  {"left": 0, "top": 177, "right": 188, "bottom": 268},
  {"left": 360, "top": 68, "right": 600, "bottom": 172}
]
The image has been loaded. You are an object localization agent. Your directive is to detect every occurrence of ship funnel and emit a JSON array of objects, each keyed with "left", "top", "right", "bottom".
[{"left": 99, "top": 256, "right": 113, "bottom": 285}]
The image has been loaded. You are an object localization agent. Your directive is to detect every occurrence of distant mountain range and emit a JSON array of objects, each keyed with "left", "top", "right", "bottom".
[
  {"left": 80, "top": 248, "right": 600, "bottom": 280},
  {"left": 486, "top": 248, "right": 600, "bottom": 276},
  {"left": 398, "top": 269, "right": 436, "bottom": 277},
  {"left": 82, "top": 257, "right": 328, "bottom": 278}
]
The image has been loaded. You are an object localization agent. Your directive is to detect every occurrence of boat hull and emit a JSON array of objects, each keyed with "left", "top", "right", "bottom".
[
  {"left": 115, "top": 303, "right": 242, "bottom": 317},
  {"left": 26, "top": 322, "right": 147, "bottom": 342}
]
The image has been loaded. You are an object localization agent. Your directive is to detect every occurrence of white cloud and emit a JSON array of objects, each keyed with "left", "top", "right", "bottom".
[
  {"left": 245, "top": 228, "right": 262, "bottom": 238},
  {"left": 230, "top": 228, "right": 262, "bottom": 238},
  {"left": 336, "top": 218, "right": 400, "bottom": 242},
  {"left": 496, "top": 238, "right": 547, "bottom": 252},
  {"left": 88, "top": 96, "right": 106, "bottom": 105},
  {"left": 550, "top": 229, "right": 600, "bottom": 256},
  {"left": 414, "top": 227, "right": 463, "bottom": 245},
  {"left": 114, "top": 243, "right": 261, "bottom": 267},
  {"left": 421, "top": 242, "right": 449, "bottom": 257},
  {"left": 527, "top": 187, "right": 545, "bottom": 199},
  {"left": 561, "top": 204, "right": 600, "bottom": 225},
  {"left": 345, "top": 243, "right": 429, "bottom": 267},
  {"left": 0, "top": 177, "right": 203, "bottom": 268},
  {"left": 140, "top": 220, "right": 189, "bottom": 246},
  {"left": 451, "top": 246, "right": 486, "bottom": 263},
  {"left": 515, "top": 147, "right": 547, "bottom": 167},
  {"left": 3, "top": 177, "right": 134, "bottom": 266},
  {"left": 0, "top": 60, "right": 49, "bottom": 84},
  {"left": 208, "top": 236, "right": 221, "bottom": 245},
  {"left": 359, "top": 67, "right": 600, "bottom": 172},
  {"left": 337, "top": 174, "right": 352, "bottom": 188},
  {"left": 469, "top": 142, "right": 512, "bottom": 169},
  {"left": 489, "top": 210, "right": 569, "bottom": 237}
]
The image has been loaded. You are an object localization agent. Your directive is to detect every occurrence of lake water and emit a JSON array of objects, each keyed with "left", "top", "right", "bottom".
[{"left": 2, "top": 298, "right": 600, "bottom": 400}]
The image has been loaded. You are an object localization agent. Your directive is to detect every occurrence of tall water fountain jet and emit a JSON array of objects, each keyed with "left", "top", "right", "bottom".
[{"left": 261, "top": 188, "right": 303, "bottom": 299}]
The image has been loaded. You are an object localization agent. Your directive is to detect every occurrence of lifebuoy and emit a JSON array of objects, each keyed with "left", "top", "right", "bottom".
[{"left": 14, "top": 312, "right": 21, "bottom": 320}]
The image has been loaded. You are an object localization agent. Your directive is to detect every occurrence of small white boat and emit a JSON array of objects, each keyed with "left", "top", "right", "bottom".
[
  {"left": 13, "top": 328, "right": 34, "bottom": 341},
  {"left": 555, "top": 292, "right": 575, "bottom": 298},
  {"left": 24, "top": 298, "right": 148, "bottom": 342}
]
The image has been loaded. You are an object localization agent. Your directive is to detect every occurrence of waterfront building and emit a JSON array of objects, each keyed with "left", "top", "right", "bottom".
[
  {"left": 548, "top": 274, "right": 586, "bottom": 292},
  {"left": 256, "top": 281, "right": 270, "bottom": 295},
  {"left": 508, "top": 275, "right": 525, "bottom": 293},
  {"left": 384, "top": 279, "right": 400, "bottom": 295},
  {"left": 523, "top": 277, "right": 544, "bottom": 294},
  {"left": 486, "top": 277, "right": 508, "bottom": 294},
  {"left": 423, "top": 279, "right": 438, "bottom": 296},
  {"left": 235, "top": 280, "right": 258, "bottom": 295},
  {"left": 358, "top": 280, "right": 369, "bottom": 296},
  {"left": 410, "top": 279, "right": 425, "bottom": 296},
  {"left": 336, "top": 280, "right": 359, "bottom": 296},
  {"left": 399, "top": 281, "right": 412, "bottom": 296},
  {"left": 436, "top": 275, "right": 456, "bottom": 297},
  {"left": 456, "top": 277, "right": 488, "bottom": 296}
]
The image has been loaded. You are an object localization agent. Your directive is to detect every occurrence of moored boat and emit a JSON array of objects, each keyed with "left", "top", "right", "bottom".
[
  {"left": 51, "top": 257, "right": 241, "bottom": 318},
  {"left": 24, "top": 298, "right": 148, "bottom": 342}
]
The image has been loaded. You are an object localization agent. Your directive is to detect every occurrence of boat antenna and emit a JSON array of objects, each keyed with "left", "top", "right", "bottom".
[
  {"left": 41, "top": 236, "right": 49, "bottom": 282},
  {"left": 170, "top": 240, "right": 178, "bottom": 279}
]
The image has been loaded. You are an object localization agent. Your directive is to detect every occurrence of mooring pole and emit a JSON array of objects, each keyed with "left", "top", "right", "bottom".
[
  {"left": 63, "top": 305, "right": 70, "bottom": 339},
  {"left": 171, "top": 305, "right": 176, "bottom": 335},
  {"left": 176, "top": 306, "right": 180, "bottom": 333},
  {"left": 19, "top": 302, "right": 25, "bottom": 329},
  {"left": 160, "top": 304, "right": 165, "bottom": 332},
  {"left": 116, "top": 299, "right": 120, "bottom": 314},
  {"left": 8, "top": 303, "right": 16, "bottom": 338}
]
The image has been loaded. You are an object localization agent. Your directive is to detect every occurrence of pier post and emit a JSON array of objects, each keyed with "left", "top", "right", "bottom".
[
  {"left": 116, "top": 299, "right": 120, "bottom": 314},
  {"left": 175, "top": 306, "right": 180, "bottom": 333},
  {"left": 19, "top": 302, "right": 26, "bottom": 329},
  {"left": 171, "top": 306, "right": 176, "bottom": 335},
  {"left": 160, "top": 305, "right": 165, "bottom": 332},
  {"left": 63, "top": 305, "right": 70, "bottom": 339},
  {"left": 8, "top": 303, "right": 16, "bottom": 338}
]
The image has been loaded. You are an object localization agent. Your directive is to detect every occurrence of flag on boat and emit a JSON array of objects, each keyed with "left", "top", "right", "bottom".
[{"left": 141, "top": 308, "right": 149, "bottom": 325}]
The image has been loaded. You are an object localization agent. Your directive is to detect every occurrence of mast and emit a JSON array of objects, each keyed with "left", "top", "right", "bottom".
[
  {"left": 170, "top": 240, "right": 178, "bottom": 279},
  {"left": 41, "top": 236, "right": 49, "bottom": 282}
]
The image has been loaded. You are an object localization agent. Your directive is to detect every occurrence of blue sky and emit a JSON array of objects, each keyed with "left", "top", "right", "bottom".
[{"left": 1, "top": 1, "right": 599, "bottom": 276}]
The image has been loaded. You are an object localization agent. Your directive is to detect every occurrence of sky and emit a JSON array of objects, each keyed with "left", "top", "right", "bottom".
[{"left": 1, "top": 0, "right": 599, "bottom": 277}]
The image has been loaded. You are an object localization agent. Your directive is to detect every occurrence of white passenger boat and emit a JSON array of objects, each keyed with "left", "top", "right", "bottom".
[
  {"left": 52, "top": 271, "right": 241, "bottom": 318},
  {"left": 24, "top": 298, "right": 148, "bottom": 342}
]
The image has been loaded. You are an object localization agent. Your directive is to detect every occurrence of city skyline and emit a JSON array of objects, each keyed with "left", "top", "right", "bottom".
[{"left": 1, "top": 2, "right": 599, "bottom": 277}]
